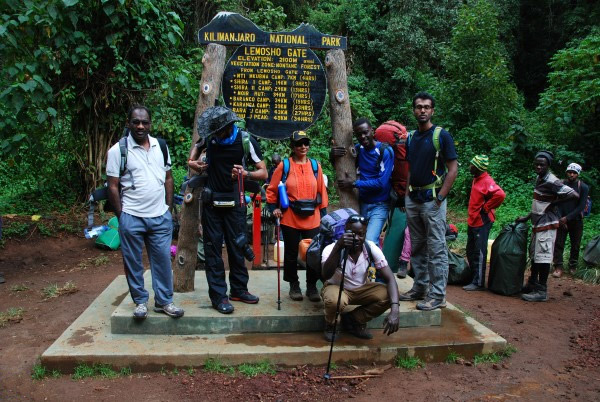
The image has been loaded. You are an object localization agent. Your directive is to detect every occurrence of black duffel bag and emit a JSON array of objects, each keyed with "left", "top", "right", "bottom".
[{"left": 488, "top": 222, "right": 529, "bottom": 296}]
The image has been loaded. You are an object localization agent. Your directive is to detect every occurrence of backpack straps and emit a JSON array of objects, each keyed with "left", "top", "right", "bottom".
[
  {"left": 281, "top": 157, "right": 322, "bottom": 205},
  {"left": 240, "top": 130, "right": 250, "bottom": 169},
  {"left": 408, "top": 126, "right": 445, "bottom": 197}
]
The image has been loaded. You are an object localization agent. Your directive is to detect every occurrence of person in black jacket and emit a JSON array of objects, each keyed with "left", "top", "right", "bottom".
[{"left": 552, "top": 162, "right": 590, "bottom": 277}]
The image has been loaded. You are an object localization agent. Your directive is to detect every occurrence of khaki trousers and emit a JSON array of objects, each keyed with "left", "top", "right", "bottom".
[{"left": 321, "top": 282, "right": 390, "bottom": 325}]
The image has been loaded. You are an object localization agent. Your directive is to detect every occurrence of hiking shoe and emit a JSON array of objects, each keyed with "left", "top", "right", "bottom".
[
  {"left": 521, "top": 290, "right": 548, "bottom": 302},
  {"left": 463, "top": 283, "right": 485, "bottom": 291},
  {"left": 341, "top": 313, "right": 373, "bottom": 340},
  {"left": 416, "top": 297, "right": 447, "bottom": 311},
  {"left": 521, "top": 277, "right": 536, "bottom": 294},
  {"left": 552, "top": 268, "right": 563, "bottom": 278},
  {"left": 398, "top": 289, "right": 427, "bottom": 301},
  {"left": 213, "top": 297, "right": 234, "bottom": 314},
  {"left": 230, "top": 291, "right": 259, "bottom": 304},
  {"left": 306, "top": 283, "right": 321, "bottom": 302},
  {"left": 289, "top": 281, "right": 303, "bottom": 301},
  {"left": 323, "top": 321, "right": 338, "bottom": 342},
  {"left": 133, "top": 303, "right": 148, "bottom": 319},
  {"left": 154, "top": 302, "right": 184, "bottom": 318}
]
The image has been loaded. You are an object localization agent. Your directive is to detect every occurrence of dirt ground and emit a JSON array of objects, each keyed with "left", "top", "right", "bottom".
[{"left": 0, "top": 230, "right": 599, "bottom": 401}]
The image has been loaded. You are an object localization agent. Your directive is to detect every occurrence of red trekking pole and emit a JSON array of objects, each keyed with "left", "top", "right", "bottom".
[
  {"left": 275, "top": 217, "right": 282, "bottom": 310},
  {"left": 237, "top": 168, "right": 245, "bottom": 207}
]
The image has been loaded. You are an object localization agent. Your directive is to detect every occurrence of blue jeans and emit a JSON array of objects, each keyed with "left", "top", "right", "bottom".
[
  {"left": 119, "top": 211, "right": 174, "bottom": 306},
  {"left": 360, "top": 202, "right": 389, "bottom": 244},
  {"left": 405, "top": 196, "right": 448, "bottom": 300}
]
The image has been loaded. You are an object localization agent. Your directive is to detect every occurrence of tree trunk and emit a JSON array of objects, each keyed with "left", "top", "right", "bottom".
[
  {"left": 325, "top": 49, "right": 359, "bottom": 211},
  {"left": 174, "top": 44, "right": 227, "bottom": 292}
]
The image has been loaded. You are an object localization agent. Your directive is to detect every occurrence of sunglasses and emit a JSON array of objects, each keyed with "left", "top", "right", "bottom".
[
  {"left": 294, "top": 140, "right": 310, "bottom": 147},
  {"left": 347, "top": 215, "right": 367, "bottom": 224}
]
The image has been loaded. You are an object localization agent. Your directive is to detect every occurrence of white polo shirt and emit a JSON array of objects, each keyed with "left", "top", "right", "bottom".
[
  {"left": 321, "top": 240, "right": 388, "bottom": 290},
  {"left": 106, "top": 134, "right": 171, "bottom": 218}
]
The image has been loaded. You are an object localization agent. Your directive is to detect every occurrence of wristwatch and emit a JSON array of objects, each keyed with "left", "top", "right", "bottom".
[{"left": 436, "top": 193, "right": 446, "bottom": 202}]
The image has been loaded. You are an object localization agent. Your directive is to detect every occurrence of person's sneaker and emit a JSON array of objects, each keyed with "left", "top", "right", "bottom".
[
  {"left": 289, "top": 281, "right": 303, "bottom": 301},
  {"left": 521, "top": 290, "right": 548, "bottom": 302},
  {"left": 306, "top": 283, "right": 321, "bottom": 302},
  {"left": 463, "top": 283, "right": 485, "bottom": 291},
  {"left": 416, "top": 297, "right": 447, "bottom": 311},
  {"left": 323, "top": 321, "right": 338, "bottom": 342},
  {"left": 133, "top": 303, "right": 148, "bottom": 319},
  {"left": 341, "top": 313, "right": 373, "bottom": 340},
  {"left": 552, "top": 268, "right": 563, "bottom": 278},
  {"left": 213, "top": 297, "right": 234, "bottom": 314},
  {"left": 154, "top": 302, "right": 184, "bottom": 318},
  {"left": 396, "top": 260, "right": 408, "bottom": 279},
  {"left": 398, "top": 289, "right": 426, "bottom": 301},
  {"left": 230, "top": 291, "right": 259, "bottom": 304}
]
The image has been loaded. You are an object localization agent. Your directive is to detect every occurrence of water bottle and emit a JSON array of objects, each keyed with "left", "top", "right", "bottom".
[
  {"left": 278, "top": 181, "right": 289, "bottom": 209},
  {"left": 84, "top": 225, "right": 109, "bottom": 239}
]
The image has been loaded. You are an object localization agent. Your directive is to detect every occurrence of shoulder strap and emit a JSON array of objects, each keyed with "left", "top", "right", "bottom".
[
  {"left": 364, "top": 241, "right": 375, "bottom": 266},
  {"left": 433, "top": 126, "right": 443, "bottom": 153},
  {"left": 310, "top": 158, "right": 318, "bottom": 179},
  {"left": 118, "top": 137, "right": 128, "bottom": 177},
  {"left": 241, "top": 130, "right": 250, "bottom": 163},
  {"left": 157, "top": 138, "right": 170, "bottom": 168},
  {"left": 282, "top": 158, "right": 291, "bottom": 184},
  {"left": 376, "top": 143, "right": 392, "bottom": 167}
]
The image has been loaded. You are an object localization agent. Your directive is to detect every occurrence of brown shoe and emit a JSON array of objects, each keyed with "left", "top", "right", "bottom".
[
  {"left": 341, "top": 313, "right": 373, "bottom": 340},
  {"left": 289, "top": 281, "right": 303, "bottom": 301},
  {"left": 398, "top": 289, "right": 426, "bottom": 301},
  {"left": 552, "top": 268, "right": 563, "bottom": 278}
]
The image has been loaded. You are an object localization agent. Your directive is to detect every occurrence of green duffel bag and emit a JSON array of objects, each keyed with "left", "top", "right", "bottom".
[
  {"left": 447, "top": 248, "right": 472, "bottom": 285},
  {"left": 488, "top": 222, "right": 529, "bottom": 295},
  {"left": 95, "top": 227, "right": 120, "bottom": 250},
  {"left": 583, "top": 235, "right": 600, "bottom": 266},
  {"left": 108, "top": 216, "right": 119, "bottom": 229},
  {"left": 382, "top": 208, "right": 407, "bottom": 273}
]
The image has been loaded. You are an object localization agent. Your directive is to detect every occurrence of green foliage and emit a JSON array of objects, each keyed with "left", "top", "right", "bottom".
[
  {"left": 72, "top": 363, "right": 122, "bottom": 380},
  {"left": 203, "top": 358, "right": 235, "bottom": 375},
  {"left": 248, "top": 0, "right": 287, "bottom": 31},
  {"left": 31, "top": 363, "right": 48, "bottom": 380},
  {"left": 0, "top": 307, "right": 24, "bottom": 328},
  {"left": 237, "top": 360, "right": 277, "bottom": 377},
  {"left": 442, "top": 0, "right": 519, "bottom": 138},
  {"left": 394, "top": 355, "right": 424, "bottom": 370},
  {"left": 2, "top": 221, "right": 30, "bottom": 238},
  {"left": 445, "top": 351, "right": 463, "bottom": 364},
  {"left": 473, "top": 344, "right": 517, "bottom": 365}
]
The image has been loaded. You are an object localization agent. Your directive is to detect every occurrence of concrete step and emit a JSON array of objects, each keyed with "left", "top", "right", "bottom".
[
  {"left": 110, "top": 271, "right": 440, "bottom": 335},
  {"left": 41, "top": 273, "right": 506, "bottom": 372}
]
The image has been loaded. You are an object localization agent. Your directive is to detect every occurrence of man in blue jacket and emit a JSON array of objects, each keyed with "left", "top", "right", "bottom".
[{"left": 331, "top": 118, "right": 394, "bottom": 244}]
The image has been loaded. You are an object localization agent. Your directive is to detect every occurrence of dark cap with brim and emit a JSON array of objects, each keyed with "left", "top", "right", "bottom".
[{"left": 291, "top": 130, "right": 310, "bottom": 143}]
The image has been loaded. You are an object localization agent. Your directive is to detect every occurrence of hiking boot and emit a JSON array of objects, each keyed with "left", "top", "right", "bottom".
[
  {"left": 341, "top": 313, "right": 373, "bottom": 340},
  {"left": 521, "top": 277, "right": 536, "bottom": 294},
  {"left": 521, "top": 290, "right": 548, "bottom": 302},
  {"left": 213, "top": 297, "right": 234, "bottom": 314},
  {"left": 153, "top": 302, "right": 184, "bottom": 318},
  {"left": 230, "top": 291, "right": 259, "bottom": 304},
  {"left": 289, "top": 281, "right": 303, "bottom": 301},
  {"left": 306, "top": 283, "right": 321, "bottom": 302},
  {"left": 398, "top": 289, "right": 426, "bottom": 301},
  {"left": 552, "top": 268, "right": 563, "bottom": 278},
  {"left": 396, "top": 260, "right": 408, "bottom": 279},
  {"left": 463, "top": 283, "right": 485, "bottom": 291},
  {"left": 323, "top": 321, "right": 338, "bottom": 342},
  {"left": 133, "top": 303, "right": 148, "bottom": 319},
  {"left": 416, "top": 297, "right": 447, "bottom": 311}
]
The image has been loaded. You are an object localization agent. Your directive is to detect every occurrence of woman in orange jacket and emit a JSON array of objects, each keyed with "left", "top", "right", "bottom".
[{"left": 266, "top": 131, "right": 328, "bottom": 302}]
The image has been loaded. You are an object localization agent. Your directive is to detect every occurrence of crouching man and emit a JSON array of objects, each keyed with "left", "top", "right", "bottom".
[{"left": 320, "top": 214, "right": 400, "bottom": 341}]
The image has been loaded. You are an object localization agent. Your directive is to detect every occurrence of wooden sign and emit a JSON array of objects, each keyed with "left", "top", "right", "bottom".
[
  {"left": 222, "top": 45, "right": 327, "bottom": 140},
  {"left": 198, "top": 12, "right": 347, "bottom": 50}
]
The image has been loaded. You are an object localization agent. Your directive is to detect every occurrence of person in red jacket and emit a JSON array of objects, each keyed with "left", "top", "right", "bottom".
[{"left": 463, "top": 155, "right": 506, "bottom": 291}]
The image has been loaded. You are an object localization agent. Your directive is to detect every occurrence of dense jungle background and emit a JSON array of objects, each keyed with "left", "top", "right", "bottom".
[{"left": 1, "top": 0, "right": 599, "bottom": 270}]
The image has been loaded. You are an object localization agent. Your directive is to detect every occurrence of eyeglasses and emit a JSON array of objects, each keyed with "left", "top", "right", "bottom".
[
  {"left": 347, "top": 215, "right": 367, "bottom": 224},
  {"left": 414, "top": 105, "right": 432, "bottom": 111},
  {"left": 130, "top": 119, "right": 151, "bottom": 126},
  {"left": 294, "top": 140, "right": 310, "bottom": 147}
]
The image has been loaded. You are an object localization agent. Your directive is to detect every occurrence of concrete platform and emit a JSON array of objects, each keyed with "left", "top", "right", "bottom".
[
  {"left": 110, "top": 271, "right": 440, "bottom": 335},
  {"left": 42, "top": 272, "right": 507, "bottom": 371}
]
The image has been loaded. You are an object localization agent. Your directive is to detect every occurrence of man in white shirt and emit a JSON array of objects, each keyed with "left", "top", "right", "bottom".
[
  {"left": 107, "top": 105, "right": 183, "bottom": 320},
  {"left": 320, "top": 214, "right": 400, "bottom": 341}
]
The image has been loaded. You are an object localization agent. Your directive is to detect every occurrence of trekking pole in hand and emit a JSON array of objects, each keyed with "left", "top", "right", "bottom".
[
  {"left": 276, "top": 217, "right": 282, "bottom": 310},
  {"left": 324, "top": 244, "right": 350, "bottom": 379}
]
